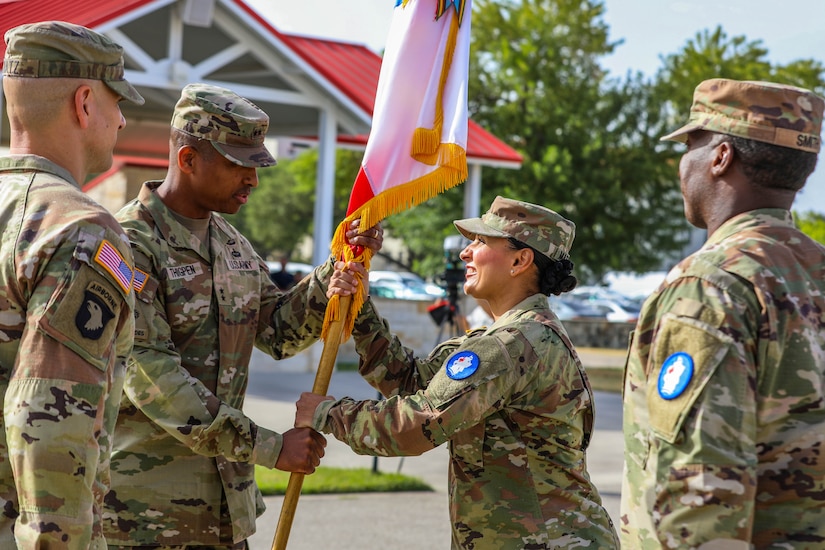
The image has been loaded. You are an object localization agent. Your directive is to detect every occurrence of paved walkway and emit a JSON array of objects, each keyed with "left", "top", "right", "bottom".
[{"left": 243, "top": 348, "right": 624, "bottom": 550}]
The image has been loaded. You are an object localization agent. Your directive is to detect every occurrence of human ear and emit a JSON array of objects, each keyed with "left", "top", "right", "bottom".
[
  {"left": 73, "top": 85, "right": 94, "bottom": 129},
  {"left": 711, "top": 140, "right": 734, "bottom": 176},
  {"left": 177, "top": 145, "right": 197, "bottom": 173},
  {"left": 511, "top": 248, "right": 534, "bottom": 275}
]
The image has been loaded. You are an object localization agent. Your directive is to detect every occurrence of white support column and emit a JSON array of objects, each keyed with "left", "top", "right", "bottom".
[
  {"left": 463, "top": 162, "right": 482, "bottom": 218},
  {"left": 312, "top": 108, "right": 337, "bottom": 265}
]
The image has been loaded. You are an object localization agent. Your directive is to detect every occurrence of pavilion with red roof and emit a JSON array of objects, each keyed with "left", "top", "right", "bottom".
[{"left": 0, "top": 0, "right": 522, "bottom": 264}]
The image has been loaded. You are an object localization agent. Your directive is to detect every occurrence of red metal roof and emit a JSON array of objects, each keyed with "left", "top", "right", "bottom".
[
  {"left": 279, "top": 35, "right": 381, "bottom": 117},
  {"left": 1, "top": 0, "right": 523, "bottom": 166},
  {"left": 0, "top": 0, "right": 157, "bottom": 56},
  {"left": 273, "top": 31, "right": 523, "bottom": 166}
]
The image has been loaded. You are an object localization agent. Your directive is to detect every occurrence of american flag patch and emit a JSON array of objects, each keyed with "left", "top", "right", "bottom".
[
  {"left": 132, "top": 268, "right": 149, "bottom": 293},
  {"left": 95, "top": 240, "right": 133, "bottom": 294}
]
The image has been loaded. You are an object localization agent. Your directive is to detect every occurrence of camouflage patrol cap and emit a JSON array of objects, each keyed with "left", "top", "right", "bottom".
[
  {"left": 3, "top": 20, "right": 144, "bottom": 105},
  {"left": 661, "top": 78, "right": 823, "bottom": 153},
  {"left": 454, "top": 196, "right": 575, "bottom": 261},
  {"left": 171, "top": 83, "right": 277, "bottom": 168}
]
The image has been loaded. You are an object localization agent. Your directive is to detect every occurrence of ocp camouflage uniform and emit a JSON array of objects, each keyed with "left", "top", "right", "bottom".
[
  {"left": 313, "top": 294, "right": 619, "bottom": 549},
  {"left": 621, "top": 79, "right": 825, "bottom": 549},
  {"left": 621, "top": 210, "right": 825, "bottom": 548},
  {"left": 0, "top": 155, "right": 135, "bottom": 548},
  {"left": 102, "top": 181, "right": 333, "bottom": 546}
]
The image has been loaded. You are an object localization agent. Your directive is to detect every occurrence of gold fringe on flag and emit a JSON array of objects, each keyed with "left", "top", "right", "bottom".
[
  {"left": 321, "top": 3, "right": 467, "bottom": 342},
  {"left": 322, "top": 145, "right": 468, "bottom": 342}
]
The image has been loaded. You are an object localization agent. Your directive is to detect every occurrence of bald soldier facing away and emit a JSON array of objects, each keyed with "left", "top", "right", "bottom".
[
  {"left": 621, "top": 79, "right": 825, "bottom": 548},
  {"left": 0, "top": 21, "right": 144, "bottom": 548}
]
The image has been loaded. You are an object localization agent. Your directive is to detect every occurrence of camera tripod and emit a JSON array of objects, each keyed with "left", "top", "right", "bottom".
[{"left": 429, "top": 286, "right": 469, "bottom": 345}]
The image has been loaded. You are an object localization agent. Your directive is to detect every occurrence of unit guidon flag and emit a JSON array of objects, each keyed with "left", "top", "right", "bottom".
[{"left": 324, "top": 0, "right": 471, "bottom": 339}]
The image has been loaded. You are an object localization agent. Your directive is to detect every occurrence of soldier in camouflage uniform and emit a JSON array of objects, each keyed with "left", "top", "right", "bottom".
[
  {"left": 298, "top": 197, "right": 620, "bottom": 549},
  {"left": 0, "top": 21, "right": 144, "bottom": 549},
  {"left": 621, "top": 79, "right": 825, "bottom": 548},
  {"left": 102, "top": 83, "right": 383, "bottom": 549}
]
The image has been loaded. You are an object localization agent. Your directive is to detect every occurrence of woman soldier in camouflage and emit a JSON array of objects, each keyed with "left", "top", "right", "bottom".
[{"left": 297, "top": 196, "right": 619, "bottom": 549}]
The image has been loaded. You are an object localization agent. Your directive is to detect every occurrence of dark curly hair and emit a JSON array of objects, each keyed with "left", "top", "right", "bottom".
[
  {"left": 507, "top": 238, "right": 577, "bottom": 296},
  {"left": 727, "top": 135, "right": 818, "bottom": 192}
]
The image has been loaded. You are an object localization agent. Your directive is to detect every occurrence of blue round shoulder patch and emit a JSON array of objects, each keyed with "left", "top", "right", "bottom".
[
  {"left": 657, "top": 352, "right": 694, "bottom": 400},
  {"left": 445, "top": 350, "right": 480, "bottom": 380}
]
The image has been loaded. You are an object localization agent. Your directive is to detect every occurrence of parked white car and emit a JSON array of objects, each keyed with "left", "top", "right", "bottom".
[
  {"left": 583, "top": 299, "right": 640, "bottom": 323},
  {"left": 568, "top": 285, "right": 642, "bottom": 322},
  {"left": 368, "top": 270, "right": 445, "bottom": 300}
]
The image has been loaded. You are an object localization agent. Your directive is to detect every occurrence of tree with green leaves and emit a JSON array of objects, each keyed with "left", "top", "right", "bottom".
[
  {"left": 229, "top": 7, "right": 825, "bottom": 283},
  {"left": 794, "top": 211, "right": 825, "bottom": 244},
  {"left": 461, "top": 0, "right": 687, "bottom": 281},
  {"left": 654, "top": 26, "right": 825, "bottom": 132},
  {"left": 458, "top": 5, "right": 824, "bottom": 281}
]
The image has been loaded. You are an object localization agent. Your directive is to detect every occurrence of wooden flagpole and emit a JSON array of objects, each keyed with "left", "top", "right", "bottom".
[{"left": 271, "top": 295, "right": 352, "bottom": 550}]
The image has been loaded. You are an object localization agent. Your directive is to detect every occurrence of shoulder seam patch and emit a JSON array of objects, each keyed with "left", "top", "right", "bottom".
[{"left": 94, "top": 240, "right": 133, "bottom": 294}]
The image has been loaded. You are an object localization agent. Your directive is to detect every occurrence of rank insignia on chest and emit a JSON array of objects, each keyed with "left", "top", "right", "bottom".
[
  {"left": 446, "top": 350, "right": 480, "bottom": 380},
  {"left": 657, "top": 351, "right": 694, "bottom": 400}
]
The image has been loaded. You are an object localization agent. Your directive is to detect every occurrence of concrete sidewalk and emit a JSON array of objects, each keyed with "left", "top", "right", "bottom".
[{"left": 243, "top": 349, "right": 624, "bottom": 550}]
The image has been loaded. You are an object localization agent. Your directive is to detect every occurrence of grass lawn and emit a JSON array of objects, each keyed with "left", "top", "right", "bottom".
[
  {"left": 255, "top": 465, "right": 432, "bottom": 496},
  {"left": 259, "top": 363, "right": 621, "bottom": 496}
]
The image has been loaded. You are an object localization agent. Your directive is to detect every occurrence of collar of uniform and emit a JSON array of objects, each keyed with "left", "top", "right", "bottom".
[
  {"left": 491, "top": 293, "right": 549, "bottom": 327},
  {"left": 0, "top": 154, "right": 79, "bottom": 187},
  {"left": 703, "top": 208, "right": 795, "bottom": 251},
  {"left": 138, "top": 180, "right": 213, "bottom": 259}
]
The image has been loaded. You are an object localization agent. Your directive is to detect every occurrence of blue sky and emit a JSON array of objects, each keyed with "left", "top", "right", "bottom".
[{"left": 248, "top": 0, "right": 825, "bottom": 215}]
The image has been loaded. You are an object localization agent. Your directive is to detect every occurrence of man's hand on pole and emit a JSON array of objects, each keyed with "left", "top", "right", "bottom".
[
  {"left": 274, "top": 428, "right": 327, "bottom": 475},
  {"left": 345, "top": 219, "right": 384, "bottom": 257}
]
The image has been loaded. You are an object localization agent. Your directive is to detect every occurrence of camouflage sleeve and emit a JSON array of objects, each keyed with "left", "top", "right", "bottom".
[
  {"left": 125, "top": 246, "right": 283, "bottom": 468},
  {"left": 349, "top": 299, "right": 457, "bottom": 398},
  {"left": 7, "top": 226, "right": 133, "bottom": 548},
  {"left": 623, "top": 273, "right": 760, "bottom": 546},
  {"left": 317, "top": 329, "right": 524, "bottom": 457},
  {"left": 254, "top": 260, "right": 333, "bottom": 360}
]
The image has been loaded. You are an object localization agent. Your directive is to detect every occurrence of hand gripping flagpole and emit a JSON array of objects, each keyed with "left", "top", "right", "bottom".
[
  {"left": 271, "top": 295, "right": 350, "bottom": 550},
  {"left": 272, "top": 0, "right": 470, "bottom": 546},
  {"left": 272, "top": 243, "right": 371, "bottom": 550}
]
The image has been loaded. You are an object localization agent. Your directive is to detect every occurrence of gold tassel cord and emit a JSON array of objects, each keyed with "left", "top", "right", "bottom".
[
  {"left": 323, "top": 5, "right": 466, "bottom": 342},
  {"left": 411, "top": 8, "right": 459, "bottom": 164},
  {"left": 324, "top": 146, "right": 468, "bottom": 341}
]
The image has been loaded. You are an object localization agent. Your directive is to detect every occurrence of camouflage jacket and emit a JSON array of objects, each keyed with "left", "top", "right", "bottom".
[
  {"left": 103, "top": 181, "right": 333, "bottom": 546},
  {"left": 621, "top": 209, "right": 825, "bottom": 549},
  {"left": 315, "top": 294, "right": 619, "bottom": 549},
  {"left": 0, "top": 155, "right": 134, "bottom": 549}
]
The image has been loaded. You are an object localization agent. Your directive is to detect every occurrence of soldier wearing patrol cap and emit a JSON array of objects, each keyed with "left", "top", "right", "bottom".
[
  {"left": 621, "top": 78, "right": 825, "bottom": 548},
  {"left": 0, "top": 20, "right": 143, "bottom": 548},
  {"left": 103, "top": 83, "right": 384, "bottom": 548},
  {"left": 297, "top": 196, "right": 620, "bottom": 549}
]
